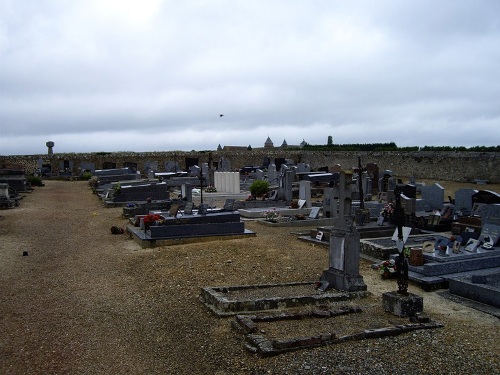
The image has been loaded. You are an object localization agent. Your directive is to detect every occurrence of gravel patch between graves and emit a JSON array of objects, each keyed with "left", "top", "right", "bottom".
[{"left": 1, "top": 180, "right": 499, "bottom": 375}]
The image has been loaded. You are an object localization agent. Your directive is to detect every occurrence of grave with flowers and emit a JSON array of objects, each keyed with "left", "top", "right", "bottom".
[{"left": 127, "top": 204, "right": 255, "bottom": 247}]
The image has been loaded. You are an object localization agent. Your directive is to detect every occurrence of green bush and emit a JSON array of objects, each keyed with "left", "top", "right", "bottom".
[
  {"left": 27, "top": 175, "right": 43, "bottom": 187},
  {"left": 249, "top": 180, "right": 269, "bottom": 197},
  {"left": 81, "top": 171, "right": 93, "bottom": 180}
]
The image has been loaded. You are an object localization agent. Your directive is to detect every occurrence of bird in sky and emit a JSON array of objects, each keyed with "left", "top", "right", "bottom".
[{"left": 219, "top": 114, "right": 224, "bottom": 117}]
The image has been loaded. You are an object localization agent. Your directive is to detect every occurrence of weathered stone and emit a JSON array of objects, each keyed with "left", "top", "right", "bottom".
[{"left": 382, "top": 291, "right": 424, "bottom": 317}]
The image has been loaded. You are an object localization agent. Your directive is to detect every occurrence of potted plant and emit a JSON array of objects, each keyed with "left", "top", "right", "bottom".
[{"left": 249, "top": 180, "right": 269, "bottom": 199}]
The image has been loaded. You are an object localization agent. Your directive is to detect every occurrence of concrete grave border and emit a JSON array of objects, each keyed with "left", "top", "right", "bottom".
[
  {"left": 232, "top": 307, "right": 443, "bottom": 357},
  {"left": 200, "top": 281, "right": 370, "bottom": 316}
]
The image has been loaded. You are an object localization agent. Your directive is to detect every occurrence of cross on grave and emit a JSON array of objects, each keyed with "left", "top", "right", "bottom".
[
  {"left": 354, "top": 157, "right": 371, "bottom": 226},
  {"left": 319, "top": 171, "right": 367, "bottom": 292},
  {"left": 382, "top": 187, "right": 424, "bottom": 317},
  {"left": 393, "top": 187, "right": 409, "bottom": 295},
  {"left": 331, "top": 171, "right": 353, "bottom": 229},
  {"left": 354, "top": 156, "right": 366, "bottom": 210},
  {"left": 198, "top": 169, "right": 206, "bottom": 204}
]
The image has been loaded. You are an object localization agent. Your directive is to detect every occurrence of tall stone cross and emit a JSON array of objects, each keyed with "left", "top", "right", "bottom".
[
  {"left": 332, "top": 171, "right": 353, "bottom": 229},
  {"left": 320, "top": 171, "right": 366, "bottom": 292},
  {"left": 394, "top": 187, "right": 409, "bottom": 295}
]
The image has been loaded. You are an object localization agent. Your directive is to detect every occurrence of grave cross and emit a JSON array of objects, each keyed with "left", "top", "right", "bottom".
[
  {"left": 394, "top": 187, "right": 409, "bottom": 295},
  {"left": 332, "top": 171, "right": 353, "bottom": 229},
  {"left": 354, "top": 156, "right": 367, "bottom": 209},
  {"left": 198, "top": 169, "right": 205, "bottom": 204}
]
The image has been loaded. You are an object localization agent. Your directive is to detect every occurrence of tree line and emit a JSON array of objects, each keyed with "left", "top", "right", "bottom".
[{"left": 295, "top": 141, "right": 499, "bottom": 152}]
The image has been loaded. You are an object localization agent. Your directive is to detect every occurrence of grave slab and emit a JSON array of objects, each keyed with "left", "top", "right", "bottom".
[{"left": 448, "top": 271, "right": 500, "bottom": 308}]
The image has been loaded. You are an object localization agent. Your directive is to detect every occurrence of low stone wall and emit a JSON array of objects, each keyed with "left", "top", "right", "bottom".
[{"left": 1, "top": 150, "right": 499, "bottom": 183}]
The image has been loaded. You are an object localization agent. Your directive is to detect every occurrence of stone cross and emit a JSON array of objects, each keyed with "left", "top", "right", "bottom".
[
  {"left": 354, "top": 157, "right": 366, "bottom": 209},
  {"left": 320, "top": 171, "right": 366, "bottom": 292},
  {"left": 394, "top": 187, "right": 409, "bottom": 295},
  {"left": 332, "top": 171, "right": 353, "bottom": 229}
]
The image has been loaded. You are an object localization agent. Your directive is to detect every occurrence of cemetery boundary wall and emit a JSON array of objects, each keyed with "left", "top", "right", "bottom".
[{"left": 1, "top": 150, "right": 499, "bottom": 183}]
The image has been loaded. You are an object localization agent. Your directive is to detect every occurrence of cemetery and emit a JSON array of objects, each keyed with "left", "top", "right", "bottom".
[{"left": 2, "top": 151, "right": 500, "bottom": 373}]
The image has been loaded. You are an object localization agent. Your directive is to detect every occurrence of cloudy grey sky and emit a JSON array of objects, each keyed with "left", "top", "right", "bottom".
[{"left": 1, "top": 0, "right": 499, "bottom": 155}]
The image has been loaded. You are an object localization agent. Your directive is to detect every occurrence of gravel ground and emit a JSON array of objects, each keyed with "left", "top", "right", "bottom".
[{"left": 0, "top": 180, "right": 499, "bottom": 375}]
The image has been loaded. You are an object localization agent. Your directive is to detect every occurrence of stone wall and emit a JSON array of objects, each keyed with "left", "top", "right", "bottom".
[{"left": 1, "top": 150, "right": 499, "bottom": 183}]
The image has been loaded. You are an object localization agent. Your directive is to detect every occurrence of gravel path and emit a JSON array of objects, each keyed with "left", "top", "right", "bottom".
[{"left": 0, "top": 180, "right": 498, "bottom": 374}]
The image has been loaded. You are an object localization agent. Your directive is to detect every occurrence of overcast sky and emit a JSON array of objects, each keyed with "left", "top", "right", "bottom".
[{"left": 1, "top": 0, "right": 499, "bottom": 155}]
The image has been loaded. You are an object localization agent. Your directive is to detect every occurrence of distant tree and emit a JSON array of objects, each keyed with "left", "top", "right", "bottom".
[
  {"left": 327, "top": 135, "right": 333, "bottom": 146},
  {"left": 247, "top": 144, "right": 252, "bottom": 151}
]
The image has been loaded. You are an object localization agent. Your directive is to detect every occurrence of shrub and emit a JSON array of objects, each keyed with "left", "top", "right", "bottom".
[
  {"left": 249, "top": 180, "right": 269, "bottom": 197},
  {"left": 27, "top": 175, "right": 43, "bottom": 187},
  {"left": 81, "top": 172, "right": 93, "bottom": 180}
]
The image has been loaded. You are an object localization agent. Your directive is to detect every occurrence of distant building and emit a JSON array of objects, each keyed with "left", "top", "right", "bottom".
[
  {"left": 264, "top": 136, "right": 274, "bottom": 148},
  {"left": 219, "top": 137, "right": 305, "bottom": 151}
]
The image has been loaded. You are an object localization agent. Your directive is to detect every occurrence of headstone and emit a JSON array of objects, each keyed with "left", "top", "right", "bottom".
[
  {"left": 201, "top": 163, "right": 209, "bottom": 179},
  {"left": 261, "top": 156, "right": 271, "bottom": 169},
  {"left": 322, "top": 188, "right": 336, "bottom": 218},
  {"left": 189, "top": 165, "right": 201, "bottom": 177},
  {"left": 255, "top": 169, "right": 265, "bottom": 181},
  {"left": 378, "top": 170, "right": 393, "bottom": 193},
  {"left": 218, "top": 157, "right": 231, "bottom": 172},
  {"left": 401, "top": 184, "right": 417, "bottom": 199},
  {"left": 471, "top": 190, "right": 500, "bottom": 217},
  {"left": 454, "top": 188, "right": 478, "bottom": 215},
  {"left": 267, "top": 164, "right": 277, "bottom": 184},
  {"left": 478, "top": 223, "right": 500, "bottom": 247},
  {"left": 366, "top": 163, "right": 379, "bottom": 194},
  {"left": 296, "top": 163, "right": 311, "bottom": 174},
  {"left": 361, "top": 172, "right": 372, "bottom": 200},
  {"left": 223, "top": 199, "right": 235, "bottom": 211},
  {"left": 274, "top": 158, "right": 286, "bottom": 172},
  {"left": 472, "top": 190, "right": 500, "bottom": 205},
  {"left": 181, "top": 184, "right": 193, "bottom": 202},
  {"left": 420, "top": 183, "right": 444, "bottom": 211},
  {"left": 309, "top": 206, "right": 321, "bottom": 219},
  {"left": 480, "top": 204, "right": 500, "bottom": 226},
  {"left": 299, "top": 180, "right": 312, "bottom": 208},
  {"left": 165, "top": 161, "right": 180, "bottom": 172},
  {"left": 80, "top": 162, "right": 95, "bottom": 174},
  {"left": 59, "top": 159, "right": 73, "bottom": 174},
  {"left": 278, "top": 168, "right": 294, "bottom": 203},
  {"left": 387, "top": 176, "right": 397, "bottom": 191},
  {"left": 198, "top": 203, "right": 208, "bottom": 215},
  {"left": 123, "top": 162, "right": 138, "bottom": 173},
  {"left": 401, "top": 194, "right": 416, "bottom": 216}
]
